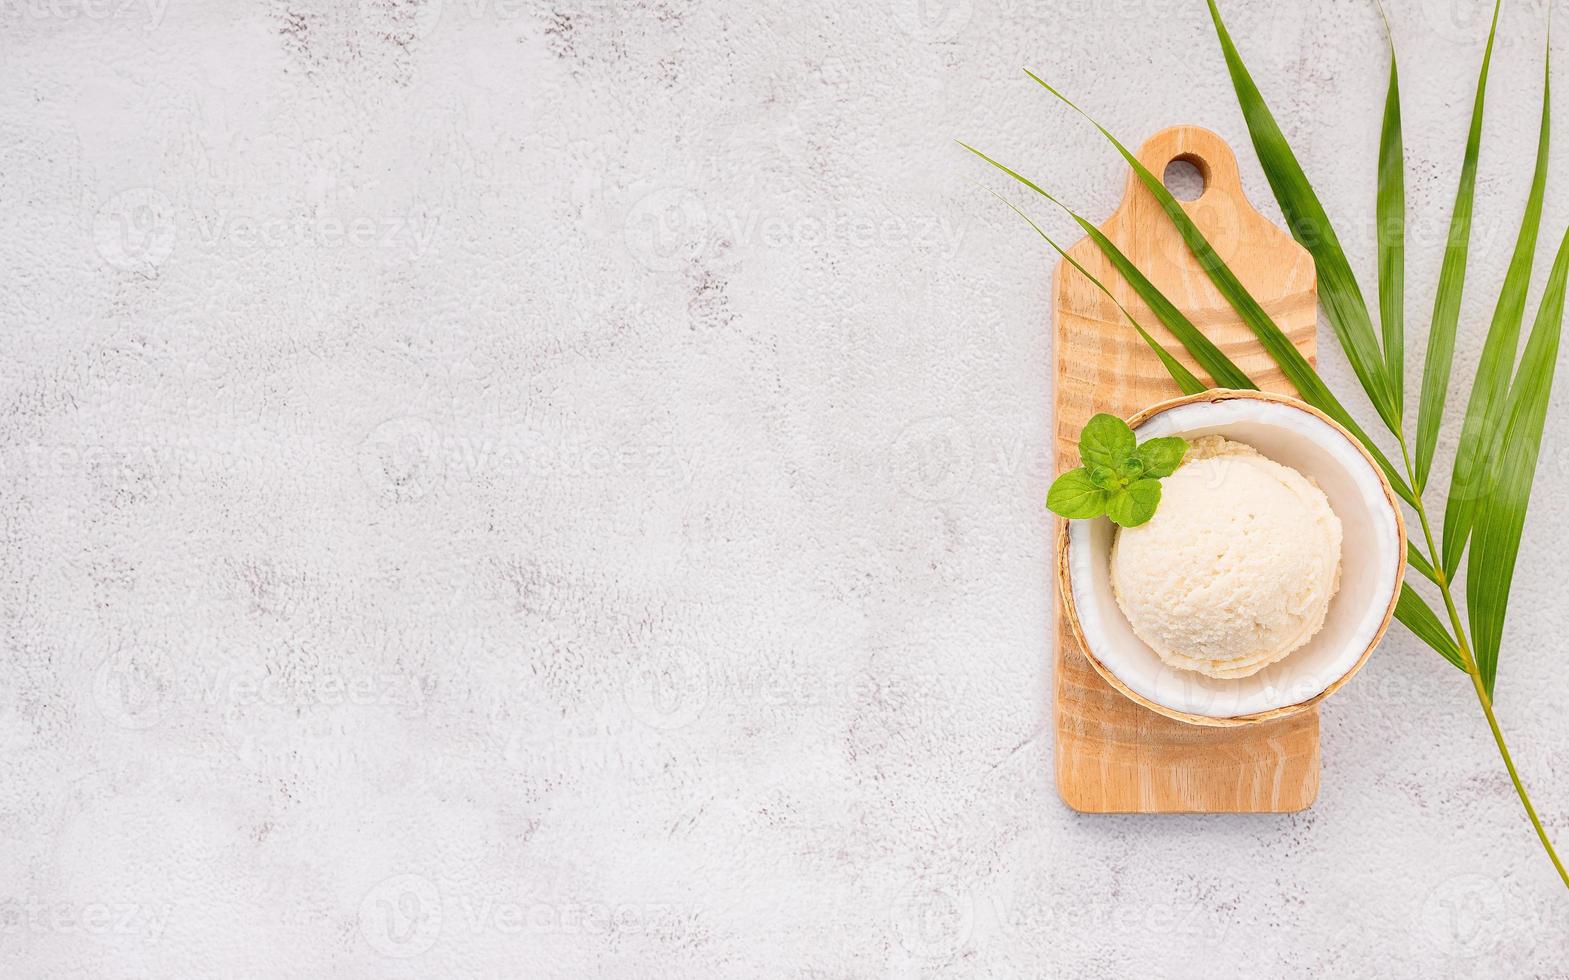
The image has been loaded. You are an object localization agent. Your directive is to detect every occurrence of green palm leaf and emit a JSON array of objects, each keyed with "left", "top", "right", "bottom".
[
  {"left": 1204, "top": 0, "right": 1396, "bottom": 432},
  {"left": 1395, "top": 584, "right": 1465, "bottom": 671},
  {"left": 1021, "top": 70, "right": 1417, "bottom": 509},
  {"left": 1375, "top": 2, "right": 1405, "bottom": 419},
  {"left": 1414, "top": 0, "right": 1503, "bottom": 491},
  {"left": 1406, "top": 543, "right": 1442, "bottom": 588},
  {"left": 1442, "top": 41, "right": 1553, "bottom": 578},
  {"left": 981, "top": 186, "right": 1207, "bottom": 396},
  {"left": 1468, "top": 225, "right": 1569, "bottom": 695},
  {"left": 959, "top": 142, "right": 1254, "bottom": 390}
]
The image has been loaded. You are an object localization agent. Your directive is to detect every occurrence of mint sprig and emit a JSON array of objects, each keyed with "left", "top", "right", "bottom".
[{"left": 1047, "top": 413, "right": 1188, "bottom": 527}]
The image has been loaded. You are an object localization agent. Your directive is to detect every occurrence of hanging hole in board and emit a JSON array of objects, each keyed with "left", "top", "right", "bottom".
[{"left": 1162, "top": 154, "right": 1210, "bottom": 202}]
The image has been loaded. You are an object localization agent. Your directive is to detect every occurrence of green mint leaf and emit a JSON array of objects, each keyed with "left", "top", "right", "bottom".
[
  {"left": 1134, "top": 437, "right": 1189, "bottom": 478},
  {"left": 1086, "top": 464, "right": 1122, "bottom": 490},
  {"left": 1059, "top": 418, "right": 1186, "bottom": 526},
  {"left": 1047, "top": 468, "right": 1109, "bottom": 519},
  {"left": 1079, "top": 413, "right": 1136, "bottom": 471},
  {"left": 1106, "top": 478, "right": 1162, "bottom": 527}
]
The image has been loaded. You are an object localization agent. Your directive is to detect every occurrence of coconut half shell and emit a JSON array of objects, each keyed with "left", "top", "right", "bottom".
[{"left": 1057, "top": 389, "right": 1407, "bottom": 727}]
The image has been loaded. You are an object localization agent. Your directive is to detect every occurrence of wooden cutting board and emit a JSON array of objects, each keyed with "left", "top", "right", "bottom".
[{"left": 1053, "top": 125, "right": 1321, "bottom": 812}]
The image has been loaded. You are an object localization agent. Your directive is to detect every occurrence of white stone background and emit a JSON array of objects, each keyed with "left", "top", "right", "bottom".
[{"left": 3, "top": 0, "right": 1569, "bottom": 975}]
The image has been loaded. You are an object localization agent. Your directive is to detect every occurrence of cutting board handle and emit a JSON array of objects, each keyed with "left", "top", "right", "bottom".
[{"left": 1123, "top": 125, "right": 1245, "bottom": 206}]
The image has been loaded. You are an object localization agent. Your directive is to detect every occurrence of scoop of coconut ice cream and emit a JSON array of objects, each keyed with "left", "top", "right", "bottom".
[{"left": 1110, "top": 436, "right": 1342, "bottom": 678}]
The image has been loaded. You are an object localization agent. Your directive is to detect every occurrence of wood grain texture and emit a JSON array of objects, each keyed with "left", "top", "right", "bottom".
[{"left": 1053, "top": 126, "right": 1321, "bottom": 813}]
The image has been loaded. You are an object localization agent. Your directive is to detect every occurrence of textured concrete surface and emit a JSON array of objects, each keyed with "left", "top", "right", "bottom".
[{"left": 2, "top": 0, "right": 1568, "bottom": 976}]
